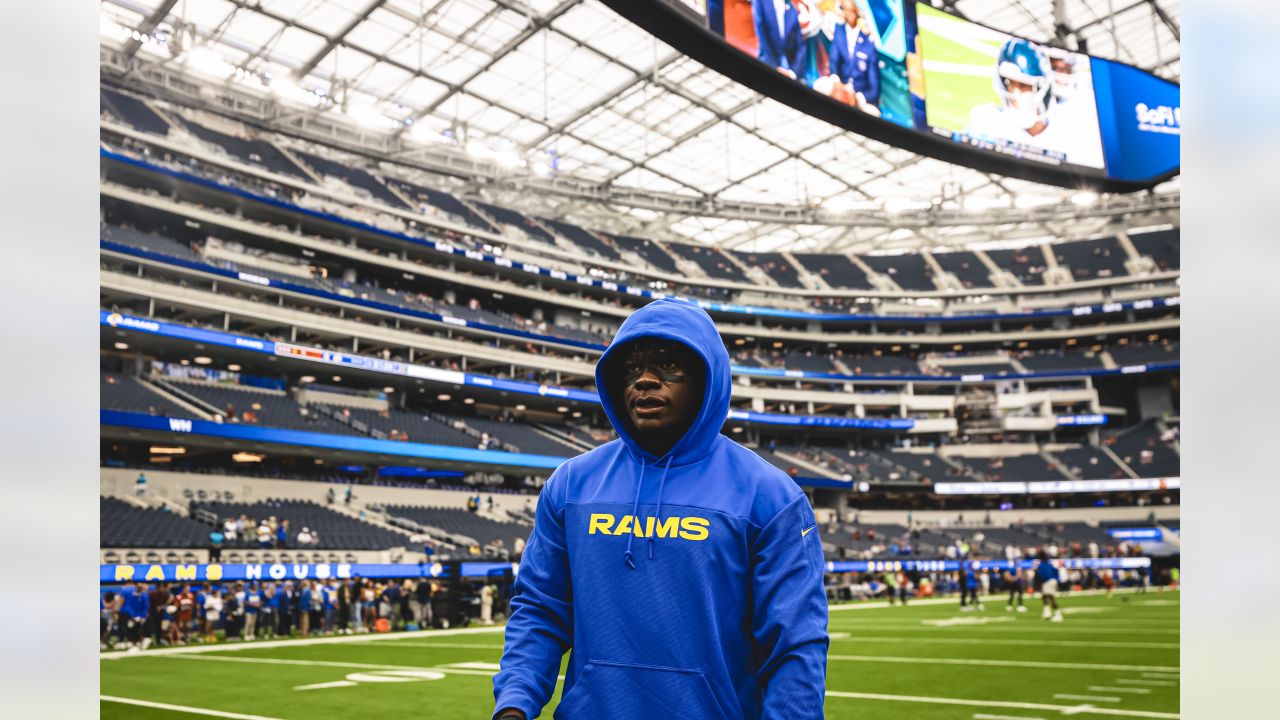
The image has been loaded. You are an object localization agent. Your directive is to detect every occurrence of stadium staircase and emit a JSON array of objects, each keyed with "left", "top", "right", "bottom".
[
  {"left": 138, "top": 376, "right": 217, "bottom": 420},
  {"left": 1041, "top": 449, "right": 1079, "bottom": 480},
  {"left": 770, "top": 448, "right": 844, "bottom": 480},
  {"left": 955, "top": 387, "right": 1003, "bottom": 437},
  {"left": 974, "top": 249, "right": 1022, "bottom": 288},
  {"left": 849, "top": 255, "right": 900, "bottom": 292},
  {"left": 270, "top": 142, "right": 324, "bottom": 184},
  {"left": 1100, "top": 442, "right": 1140, "bottom": 479},
  {"left": 529, "top": 423, "right": 595, "bottom": 453},
  {"left": 920, "top": 250, "right": 965, "bottom": 292},
  {"left": 1117, "top": 231, "right": 1158, "bottom": 275}
]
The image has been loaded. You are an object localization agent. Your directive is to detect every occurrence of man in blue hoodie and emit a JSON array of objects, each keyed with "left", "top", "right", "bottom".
[{"left": 493, "top": 298, "right": 829, "bottom": 720}]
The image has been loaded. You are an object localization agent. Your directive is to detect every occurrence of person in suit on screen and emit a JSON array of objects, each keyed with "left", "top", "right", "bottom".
[
  {"left": 816, "top": 0, "right": 881, "bottom": 116},
  {"left": 753, "top": 0, "right": 808, "bottom": 79}
]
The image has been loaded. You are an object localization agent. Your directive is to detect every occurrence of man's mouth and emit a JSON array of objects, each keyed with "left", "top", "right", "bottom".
[{"left": 631, "top": 396, "right": 669, "bottom": 416}]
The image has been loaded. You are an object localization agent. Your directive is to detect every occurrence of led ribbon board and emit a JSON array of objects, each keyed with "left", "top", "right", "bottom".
[{"left": 604, "top": 1, "right": 1179, "bottom": 190}]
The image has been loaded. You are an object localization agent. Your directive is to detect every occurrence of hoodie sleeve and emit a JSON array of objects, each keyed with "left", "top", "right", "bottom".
[
  {"left": 751, "top": 493, "right": 829, "bottom": 720},
  {"left": 492, "top": 469, "right": 573, "bottom": 719}
]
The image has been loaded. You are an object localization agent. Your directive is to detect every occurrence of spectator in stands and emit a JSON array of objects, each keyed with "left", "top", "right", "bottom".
[
  {"left": 256, "top": 521, "right": 270, "bottom": 549},
  {"left": 297, "top": 526, "right": 313, "bottom": 546},
  {"left": 493, "top": 298, "right": 827, "bottom": 720},
  {"left": 135, "top": 472, "right": 147, "bottom": 497},
  {"left": 208, "top": 529, "right": 224, "bottom": 562},
  {"left": 276, "top": 519, "right": 289, "bottom": 549}
]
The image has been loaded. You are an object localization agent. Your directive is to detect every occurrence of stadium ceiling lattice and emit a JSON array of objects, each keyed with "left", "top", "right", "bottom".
[{"left": 99, "top": 0, "right": 1180, "bottom": 253}]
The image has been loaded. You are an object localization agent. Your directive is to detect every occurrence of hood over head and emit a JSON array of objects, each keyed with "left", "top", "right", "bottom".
[{"left": 595, "top": 297, "right": 731, "bottom": 466}]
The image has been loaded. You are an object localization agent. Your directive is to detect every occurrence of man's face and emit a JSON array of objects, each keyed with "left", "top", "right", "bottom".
[
  {"left": 841, "top": 0, "right": 860, "bottom": 27},
  {"left": 615, "top": 338, "right": 703, "bottom": 442}
]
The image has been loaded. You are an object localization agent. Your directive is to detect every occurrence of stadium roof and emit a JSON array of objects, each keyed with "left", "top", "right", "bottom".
[{"left": 98, "top": 0, "right": 1180, "bottom": 253}]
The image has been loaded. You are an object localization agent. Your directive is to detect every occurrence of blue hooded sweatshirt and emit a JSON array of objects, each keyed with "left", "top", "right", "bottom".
[{"left": 493, "top": 298, "right": 828, "bottom": 720}]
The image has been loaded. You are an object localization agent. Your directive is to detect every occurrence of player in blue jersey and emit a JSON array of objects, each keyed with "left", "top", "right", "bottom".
[
  {"left": 493, "top": 298, "right": 829, "bottom": 720},
  {"left": 1034, "top": 550, "right": 1064, "bottom": 622},
  {"left": 1003, "top": 565, "right": 1026, "bottom": 612}
]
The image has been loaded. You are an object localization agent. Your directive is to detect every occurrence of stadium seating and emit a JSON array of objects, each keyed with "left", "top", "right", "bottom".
[
  {"left": 192, "top": 499, "right": 409, "bottom": 549},
  {"left": 384, "top": 504, "right": 531, "bottom": 552},
  {"left": 1106, "top": 420, "right": 1181, "bottom": 477},
  {"left": 100, "top": 372, "right": 189, "bottom": 417},
  {"left": 1019, "top": 347, "right": 1106, "bottom": 371},
  {"left": 101, "top": 496, "right": 211, "bottom": 548},
  {"left": 932, "top": 251, "right": 992, "bottom": 288},
  {"left": 385, "top": 178, "right": 498, "bottom": 232},
  {"left": 173, "top": 116, "right": 310, "bottom": 181},
  {"left": 735, "top": 251, "right": 804, "bottom": 288},
  {"left": 610, "top": 234, "right": 681, "bottom": 273},
  {"left": 294, "top": 150, "right": 411, "bottom": 209},
  {"left": 1051, "top": 446, "right": 1129, "bottom": 479},
  {"left": 791, "top": 253, "right": 872, "bottom": 289},
  {"left": 861, "top": 253, "right": 936, "bottom": 292},
  {"left": 538, "top": 217, "right": 623, "bottom": 262},
  {"left": 101, "top": 87, "right": 170, "bottom": 136},
  {"left": 1129, "top": 228, "right": 1180, "bottom": 271},
  {"left": 469, "top": 201, "right": 557, "bottom": 245},
  {"left": 1109, "top": 341, "right": 1179, "bottom": 366},
  {"left": 985, "top": 247, "right": 1046, "bottom": 285},
  {"left": 1054, "top": 236, "right": 1129, "bottom": 281},
  {"left": 666, "top": 242, "right": 748, "bottom": 282},
  {"left": 161, "top": 379, "right": 356, "bottom": 435}
]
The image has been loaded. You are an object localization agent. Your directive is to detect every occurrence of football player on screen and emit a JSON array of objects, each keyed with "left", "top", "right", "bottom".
[{"left": 967, "top": 38, "right": 1054, "bottom": 141}]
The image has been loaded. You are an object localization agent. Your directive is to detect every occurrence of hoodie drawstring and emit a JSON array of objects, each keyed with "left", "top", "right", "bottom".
[
  {"left": 647, "top": 455, "right": 673, "bottom": 561},
  {"left": 623, "top": 454, "right": 674, "bottom": 569}
]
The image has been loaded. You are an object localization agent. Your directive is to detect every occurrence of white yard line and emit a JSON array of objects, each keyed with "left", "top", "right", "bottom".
[
  {"left": 378, "top": 641, "right": 504, "bottom": 650},
  {"left": 973, "top": 714, "right": 1046, "bottom": 720},
  {"left": 1141, "top": 672, "right": 1181, "bottom": 679},
  {"left": 1055, "top": 693, "right": 1121, "bottom": 703},
  {"left": 1091, "top": 686, "right": 1152, "bottom": 694},
  {"left": 101, "top": 696, "right": 284, "bottom": 720},
  {"left": 828, "top": 655, "right": 1177, "bottom": 672},
  {"left": 161, "top": 653, "right": 564, "bottom": 680},
  {"left": 1118, "top": 679, "right": 1177, "bottom": 687},
  {"left": 100, "top": 625, "right": 506, "bottom": 659},
  {"left": 834, "top": 636, "right": 1177, "bottom": 649},
  {"left": 293, "top": 681, "right": 357, "bottom": 691},
  {"left": 825, "top": 690, "right": 1178, "bottom": 718}
]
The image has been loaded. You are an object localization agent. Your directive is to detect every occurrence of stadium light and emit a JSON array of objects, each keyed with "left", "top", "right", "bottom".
[
  {"left": 383, "top": 387, "right": 395, "bottom": 393},
  {"left": 193, "top": 356, "right": 212, "bottom": 365},
  {"left": 184, "top": 45, "right": 234, "bottom": 78},
  {"left": 1015, "top": 194, "right": 1061, "bottom": 209},
  {"left": 463, "top": 398, "right": 476, "bottom": 405},
  {"left": 227, "top": 364, "right": 241, "bottom": 371},
  {"left": 113, "top": 342, "right": 128, "bottom": 350},
  {"left": 1072, "top": 191, "right": 1098, "bottom": 206},
  {"left": 299, "top": 375, "right": 315, "bottom": 383},
  {"left": 149, "top": 446, "right": 186, "bottom": 454},
  {"left": 556, "top": 406, "right": 570, "bottom": 413},
  {"left": 437, "top": 393, "right": 451, "bottom": 401},
  {"left": 332, "top": 375, "right": 342, "bottom": 382},
  {"left": 514, "top": 404, "right": 527, "bottom": 411}
]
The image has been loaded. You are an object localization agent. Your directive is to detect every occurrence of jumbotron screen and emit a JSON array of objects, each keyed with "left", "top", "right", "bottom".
[{"left": 610, "top": 0, "right": 1180, "bottom": 188}]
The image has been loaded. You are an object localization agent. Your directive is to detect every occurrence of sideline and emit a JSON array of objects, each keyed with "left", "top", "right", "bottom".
[
  {"left": 100, "top": 624, "right": 505, "bottom": 660},
  {"left": 832, "top": 636, "right": 1177, "bottom": 649},
  {"left": 828, "top": 586, "right": 1172, "bottom": 613}
]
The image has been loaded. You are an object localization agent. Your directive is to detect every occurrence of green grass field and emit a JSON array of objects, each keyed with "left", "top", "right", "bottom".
[
  {"left": 101, "top": 589, "right": 1179, "bottom": 719},
  {"left": 916, "top": 3, "right": 1006, "bottom": 132}
]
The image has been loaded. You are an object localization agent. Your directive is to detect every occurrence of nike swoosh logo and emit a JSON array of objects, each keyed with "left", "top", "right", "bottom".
[{"left": 801, "top": 525, "right": 816, "bottom": 538}]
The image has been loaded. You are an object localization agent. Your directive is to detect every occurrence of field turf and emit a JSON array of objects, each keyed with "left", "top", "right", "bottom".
[{"left": 101, "top": 589, "right": 1179, "bottom": 719}]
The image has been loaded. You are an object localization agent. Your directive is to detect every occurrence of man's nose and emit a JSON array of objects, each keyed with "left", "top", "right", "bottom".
[{"left": 633, "top": 370, "right": 662, "bottom": 389}]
